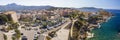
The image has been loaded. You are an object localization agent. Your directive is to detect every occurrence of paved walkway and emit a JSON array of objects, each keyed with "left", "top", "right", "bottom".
[
  {"left": 52, "top": 29, "right": 69, "bottom": 40},
  {"left": 20, "top": 29, "right": 37, "bottom": 40},
  {"left": 4, "top": 30, "right": 15, "bottom": 40},
  {"left": 0, "top": 31, "right": 4, "bottom": 40},
  {"left": 52, "top": 19, "right": 71, "bottom": 40}
]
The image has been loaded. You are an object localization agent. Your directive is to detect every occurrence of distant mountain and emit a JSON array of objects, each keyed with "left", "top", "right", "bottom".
[
  {"left": 0, "top": 3, "right": 54, "bottom": 11},
  {"left": 76, "top": 7, "right": 102, "bottom": 12},
  {"left": 80, "top": 7, "right": 98, "bottom": 9}
]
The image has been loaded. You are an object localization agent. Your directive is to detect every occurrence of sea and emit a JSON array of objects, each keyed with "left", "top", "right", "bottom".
[{"left": 88, "top": 9, "right": 120, "bottom": 40}]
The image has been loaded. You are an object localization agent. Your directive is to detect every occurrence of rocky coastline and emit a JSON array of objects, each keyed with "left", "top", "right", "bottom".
[{"left": 87, "top": 15, "right": 112, "bottom": 39}]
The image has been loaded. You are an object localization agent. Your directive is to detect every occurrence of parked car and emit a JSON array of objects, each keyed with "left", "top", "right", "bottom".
[{"left": 22, "top": 36, "right": 27, "bottom": 40}]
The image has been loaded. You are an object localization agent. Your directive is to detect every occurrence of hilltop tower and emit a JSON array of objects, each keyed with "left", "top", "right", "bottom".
[{"left": 4, "top": 11, "right": 18, "bottom": 23}]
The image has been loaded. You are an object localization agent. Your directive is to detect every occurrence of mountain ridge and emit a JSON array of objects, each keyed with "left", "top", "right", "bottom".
[{"left": 0, "top": 3, "right": 54, "bottom": 11}]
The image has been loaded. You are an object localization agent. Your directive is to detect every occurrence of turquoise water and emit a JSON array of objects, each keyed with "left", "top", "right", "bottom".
[{"left": 89, "top": 10, "right": 120, "bottom": 40}]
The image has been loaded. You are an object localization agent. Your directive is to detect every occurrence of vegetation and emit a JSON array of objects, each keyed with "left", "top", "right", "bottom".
[
  {"left": 0, "top": 14, "right": 18, "bottom": 24},
  {"left": 70, "top": 9, "right": 112, "bottom": 40},
  {"left": 48, "top": 31, "right": 57, "bottom": 38},
  {"left": 42, "top": 22, "right": 47, "bottom": 28},
  {"left": 3, "top": 34, "right": 7, "bottom": 40},
  {"left": 19, "top": 17, "right": 32, "bottom": 22},
  {"left": 40, "top": 15, "right": 47, "bottom": 21},
  {"left": 12, "top": 37, "right": 15, "bottom": 40},
  {"left": 0, "top": 14, "right": 8, "bottom": 24},
  {"left": 6, "top": 23, "right": 19, "bottom": 31},
  {"left": 70, "top": 11, "right": 93, "bottom": 40},
  {"left": 47, "top": 7, "right": 58, "bottom": 11},
  {"left": 11, "top": 29, "right": 21, "bottom": 40},
  {"left": 10, "top": 23, "right": 19, "bottom": 29},
  {"left": 0, "top": 14, "right": 8, "bottom": 22},
  {"left": 72, "top": 19, "right": 88, "bottom": 40},
  {"left": 99, "top": 9, "right": 111, "bottom": 16},
  {"left": 46, "top": 36, "right": 51, "bottom": 40},
  {"left": 14, "top": 29, "right": 21, "bottom": 39},
  {"left": 69, "top": 11, "right": 79, "bottom": 20}
]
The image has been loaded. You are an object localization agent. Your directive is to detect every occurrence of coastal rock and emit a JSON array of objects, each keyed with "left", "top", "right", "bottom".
[{"left": 86, "top": 32, "right": 94, "bottom": 38}]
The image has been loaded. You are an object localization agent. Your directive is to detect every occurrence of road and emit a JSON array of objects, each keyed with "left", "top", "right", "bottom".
[
  {"left": 42, "top": 18, "right": 71, "bottom": 36},
  {"left": 51, "top": 21, "right": 71, "bottom": 40}
]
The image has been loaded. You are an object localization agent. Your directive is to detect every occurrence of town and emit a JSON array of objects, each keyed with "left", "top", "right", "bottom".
[{"left": 0, "top": 3, "right": 112, "bottom": 40}]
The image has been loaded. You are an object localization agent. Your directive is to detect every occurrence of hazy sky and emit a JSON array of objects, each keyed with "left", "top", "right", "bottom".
[{"left": 0, "top": 0, "right": 120, "bottom": 9}]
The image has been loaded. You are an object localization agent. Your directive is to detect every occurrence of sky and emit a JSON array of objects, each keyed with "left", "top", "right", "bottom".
[{"left": 0, "top": 0, "right": 120, "bottom": 9}]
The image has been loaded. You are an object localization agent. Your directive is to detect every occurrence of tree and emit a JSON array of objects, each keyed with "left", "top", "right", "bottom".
[
  {"left": 74, "top": 21, "right": 82, "bottom": 29},
  {"left": 0, "top": 14, "right": 8, "bottom": 23},
  {"left": 8, "top": 23, "right": 19, "bottom": 30},
  {"left": 69, "top": 11, "right": 78, "bottom": 19},
  {"left": 42, "top": 22, "right": 47, "bottom": 28},
  {"left": 12, "top": 23, "right": 19, "bottom": 29},
  {"left": 12, "top": 37, "right": 15, "bottom": 40}
]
